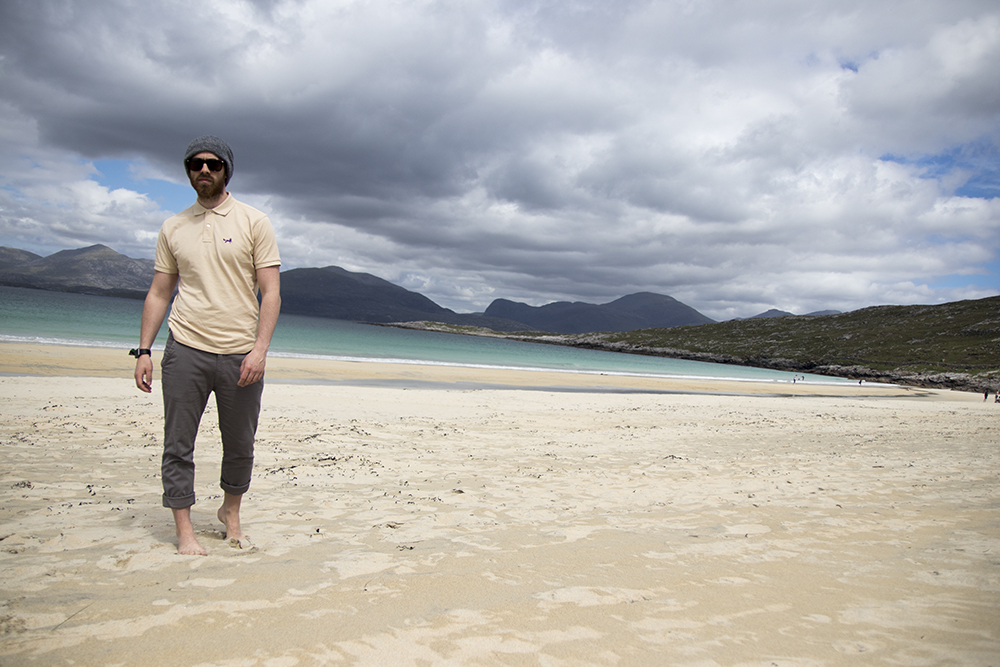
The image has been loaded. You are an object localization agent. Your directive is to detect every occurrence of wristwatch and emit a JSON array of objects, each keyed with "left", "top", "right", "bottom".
[{"left": 129, "top": 348, "right": 152, "bottom": 358}]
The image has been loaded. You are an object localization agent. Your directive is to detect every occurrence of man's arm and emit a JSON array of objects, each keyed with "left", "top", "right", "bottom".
[
  {"left": 135, "top": 271, "right": 179, "bottom": 393},
  {"left": 238, "top": 265, "right": 281, "bottom": 387}
]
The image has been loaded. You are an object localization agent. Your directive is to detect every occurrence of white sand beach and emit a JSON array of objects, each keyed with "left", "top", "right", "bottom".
[{"left": 1, "top": 342, "right": 998, "bottom": 666}]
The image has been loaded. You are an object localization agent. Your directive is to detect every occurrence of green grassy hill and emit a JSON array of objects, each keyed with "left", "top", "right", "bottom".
[{"left": 572, "top": 296, "right": 1000, "bottom": 391}]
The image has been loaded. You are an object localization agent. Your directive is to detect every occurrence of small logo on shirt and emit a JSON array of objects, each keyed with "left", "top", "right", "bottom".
[{"left": 223, "top": 237, "right": 232, "bottom": 243}]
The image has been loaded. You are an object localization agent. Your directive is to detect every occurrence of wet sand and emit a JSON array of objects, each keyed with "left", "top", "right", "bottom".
[{"left": 1, "top": 342, "right": 998, "bottom": 665}]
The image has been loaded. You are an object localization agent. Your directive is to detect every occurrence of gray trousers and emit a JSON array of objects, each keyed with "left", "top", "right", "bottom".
[{"left": 160, "top": 333, "right": 263, "bottom": 509}]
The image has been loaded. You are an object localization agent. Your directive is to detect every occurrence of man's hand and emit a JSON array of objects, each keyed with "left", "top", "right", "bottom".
[
  {"left": 238, "top": 348, "right": 267, "bottom": 387},
  {"left": 134, "top": 270, "right": 177, "bottom": 394},
  {"left": 135, "top": 355, "right": 154, "bottom": 393}
]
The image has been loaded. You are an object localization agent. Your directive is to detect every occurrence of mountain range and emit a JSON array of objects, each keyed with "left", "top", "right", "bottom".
[{"left": 0, "top": 244, "right": 721, "bottom": 333}]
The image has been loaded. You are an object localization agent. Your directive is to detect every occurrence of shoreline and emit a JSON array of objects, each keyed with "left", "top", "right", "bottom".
[{"left": 0, "top": 341, "right": 930, "bottom": 397}]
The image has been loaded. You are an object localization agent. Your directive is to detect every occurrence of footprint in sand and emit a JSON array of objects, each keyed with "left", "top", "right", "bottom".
[{"left": 227, "top": 536, "right": 257, "bottom": 552}]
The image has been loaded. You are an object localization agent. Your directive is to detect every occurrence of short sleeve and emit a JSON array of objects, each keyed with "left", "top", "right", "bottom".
[
  {"left": 153, "top": 226, "right": 179, "bottom": 274},
  {"left": 252, "top": 216, "right": 281, "bottom": 269}
]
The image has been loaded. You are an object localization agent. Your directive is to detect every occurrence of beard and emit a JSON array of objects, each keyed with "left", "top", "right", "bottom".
[{"left": 191, "top": 172, "right": 225, "bottom": 200}]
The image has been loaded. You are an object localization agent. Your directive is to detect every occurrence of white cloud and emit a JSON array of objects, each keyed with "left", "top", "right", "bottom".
[{"left": 843, "top": 15, "right": 1000, "bottom": 151}]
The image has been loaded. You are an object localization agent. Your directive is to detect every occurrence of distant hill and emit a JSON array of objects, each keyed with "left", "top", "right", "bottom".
[
  {"left": 0, "top": 244, "right": 154, "bottom": 298},
  {"left": 749, "top": 308, "right": 842, "bottom": 319},
  {"left": 749, "top": 309, "right": 794, "bottom": 319},
  {"left": 281, "top": 266, "right": 450, "bottom": 323},
  {"left": 280, "top": 266, "right": 528, "bottom": 331},
  {"left": 484, "top": 292, "right": 714, "bottom": 333}
]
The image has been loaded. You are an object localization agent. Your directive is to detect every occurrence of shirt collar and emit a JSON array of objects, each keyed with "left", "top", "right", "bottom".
[{"left": 192, "top": 193, "right": 234, "bottom": 217}]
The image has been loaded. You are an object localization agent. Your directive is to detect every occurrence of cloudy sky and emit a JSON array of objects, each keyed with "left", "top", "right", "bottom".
[{"left": 1, "top": 0, "right": 998, "bottom": 320}]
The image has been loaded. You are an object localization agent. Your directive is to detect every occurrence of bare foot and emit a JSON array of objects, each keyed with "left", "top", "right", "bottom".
[
  {"left": 177, "top": 532, "right": 208, "bottom": 556},
  {"left": 217, "top": 492, "right": 244, "bottom": 541},
  {"left": 172, "top": 507, "right": 207, "bottom": 556}
]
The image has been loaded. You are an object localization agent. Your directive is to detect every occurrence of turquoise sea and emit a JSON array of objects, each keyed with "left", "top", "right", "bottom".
[{"left": 0, "top": 285, "right": 851, "bottom": 386}]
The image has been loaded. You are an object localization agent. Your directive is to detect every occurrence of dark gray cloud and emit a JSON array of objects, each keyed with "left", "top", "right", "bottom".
[{"left": 1, "top": 0, "right": 998, "bottom": 320}]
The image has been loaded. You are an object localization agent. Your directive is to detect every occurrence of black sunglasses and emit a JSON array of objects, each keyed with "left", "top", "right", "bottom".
[{"left": 187, "top": 157, "right": 226, "bottom": 173}]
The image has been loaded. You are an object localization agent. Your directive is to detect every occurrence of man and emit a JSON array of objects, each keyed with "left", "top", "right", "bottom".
[{"left": 133, "top": 135, "right": 281, "bottom": 556}]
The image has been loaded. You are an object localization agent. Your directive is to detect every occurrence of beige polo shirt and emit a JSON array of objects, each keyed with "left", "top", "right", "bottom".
[{"left": 155, "top": 194, "right": 281, "bottom": 354}]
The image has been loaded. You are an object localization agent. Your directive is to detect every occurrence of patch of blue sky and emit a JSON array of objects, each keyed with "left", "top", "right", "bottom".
[
  {"left": 956, "top": 171, "right": 1000, "bottom": 199},
  {"left": 881, "top": 138, "right": 1000, "bottom": 199},
  {"left": 89, "top": 158, "right": 191, "bottom": 214},
  {"left": 838, "top": 50, "right": 881, "bottom": 73},
  {"left": 927, "top": 259, "right": 1000, "bottom": 292}
]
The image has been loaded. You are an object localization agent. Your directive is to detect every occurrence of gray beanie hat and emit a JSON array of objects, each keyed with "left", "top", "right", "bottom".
[{"left": 184, "top": 135, "right": 234, "bottom": 184}]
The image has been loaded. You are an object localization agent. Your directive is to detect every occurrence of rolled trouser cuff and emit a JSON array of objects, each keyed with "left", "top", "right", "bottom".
[
  {"left": 162, "top": 492, "right": 196, "bottom": 509},
  {"left": 220, "top": 480, "right": 250, "bottom": 496}
]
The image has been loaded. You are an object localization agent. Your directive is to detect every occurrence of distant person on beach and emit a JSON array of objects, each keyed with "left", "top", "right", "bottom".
[{"left": 133, "top": 136, "right": 281, "bottom": 555}]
